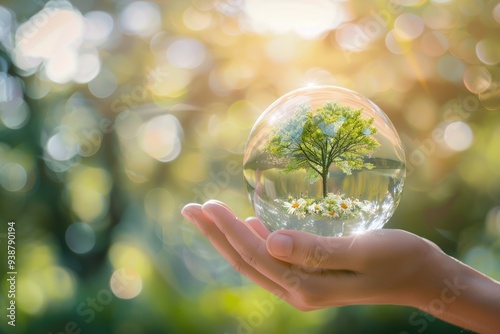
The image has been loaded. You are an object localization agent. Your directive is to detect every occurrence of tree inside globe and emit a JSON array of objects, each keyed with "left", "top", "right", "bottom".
[{"left": 243, "top": 86, "right": 406, "bottom": 236}]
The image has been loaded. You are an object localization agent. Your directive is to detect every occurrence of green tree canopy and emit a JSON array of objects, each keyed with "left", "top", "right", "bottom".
[{"left": 266, "top": 102, "right": 380, "bottom": 197}]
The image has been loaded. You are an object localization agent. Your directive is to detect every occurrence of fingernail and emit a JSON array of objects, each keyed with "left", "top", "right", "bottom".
[
  {"left": 181, "top": 204, "right": 198, "bottom": 223},
  {"left": 201, "top": 200, "right": 224, "bottom": 220},
  {"left": 201, "top": 203, "right": 216, "bottom": 220},
  {"left": 268, "top": 233, "right": 292, "bottom": 257}
]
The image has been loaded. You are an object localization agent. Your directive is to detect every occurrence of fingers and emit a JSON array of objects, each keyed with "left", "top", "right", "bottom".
[
  {"left": 183, "top": 202, "right": 437, "bottom": 309},
  {"left": 266, "top": 230, "right": 366, "bottom": 271},
  {"left": 182, "top": 202, "right": 399, "bottom": 308},
  {"left": 181, "top": 203, "right": 287, "bottom": 298},
  {"left": 245, "top": 217, "right": 271, "bottom": 240},
  {"left": 200, "top": 201, "right": 307, "bottom": 290}
]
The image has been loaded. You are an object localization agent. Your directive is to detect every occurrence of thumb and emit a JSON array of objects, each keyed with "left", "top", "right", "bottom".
[{"left": 266, "top": 230, "right": 359, "bottom": 270}]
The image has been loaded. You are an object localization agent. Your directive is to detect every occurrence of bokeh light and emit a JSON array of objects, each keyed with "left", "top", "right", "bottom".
[
  {"left": 0, "top": 98, "right": 30, "bottom": 129},
  {"left": 46, "top": 128, "right": 79, "bottom": 161},
  {"left": 84, "top": 11, "right": 114, "bottom": 45},
  {"left": 65, "top": 222, "right": 96, "bottom": 254},
  {"left": 385, "top": 30, "right": 411, "bottom": 54},
  {"left": 486, "top": 206, "right": 500, "bottom": 238},
  {"left": 73, "top": 51, "right": 101, "bottom": 84},
  {"left": 422, "top": 4, "right": 455, "bottom": 30},
  {"left": 110, "top": 268, "right": 143, "bottom": 300},
  {"left": 14, "top": 6, "right": 85, "bottom": 79},
  {"left": 463, "top": 246, "right": 498, "bottom": 279},
  {"left": 479, "top": 82, "right": 500, "bottom": 111},
  {"left": 88, "top": 68, "right": 118, "bottom": 98},
  {"left": 0, "top": 162, "right": 27, "bottom": 191},
  {"left": 265, "top": 37, "right": 299, "bottom": 63},
  {"left": 140, "top": 114, "right": 183, "bottom": 162},
  {"left": 335, "top": 21, "right": 386, "bottom": 53},
  {"left": 494, "top": 3, "right": 500, "bottom": 24},
  {"left": 119, "top": 1, "right": 161, "bottom": 37},
  {"left": 0, "top": 73, "right": 20, "bottom": 102},
  {"left": 463, "top": 65, "right": 492, "bottom": 94},
  {"left": 443, "top": 121, "right": 474, "bottom": 152},
  {"left": 437, "top": 54, "right": 465, "bottom": 82},
  {"left": 17, "top": 278, "right": 46, "bottom": 315},
  {"left": 166, "top": 38, "right": 207, "bottom": 69},
  {"left": 404, "top": 95, "right": 438, "bottom": 131},
  {"left": 394, "top": 13, "right": 424, "bottom": 41},
  {"left": 476, "top": 38, "right": 500, "bottom": 66},
  {"left": 40, "top": 266, "right": 77, "bottom": 302},
  {"left": 420, "top": 31, "right": 448, "bottom": 57},
  {"left": 0, "top": 6, "right": 13, "bottom": 48},
  {"left": 183, "top": 6, "right": 213, "bottom": 31},
  {"left": 45, "top": 48, "right": 78, "bottom": 84},
  {"left": 67, "top": 166, "right": 112, "bottom": 222},
  {"left": 144, "top": 187, "right": 176, "bottom": 223},
  {"left": 150, "top": 66, "right": 192, "bottom": 97},
  {"left": 108, "top": 243, "right": 152, "bottom": 277}
]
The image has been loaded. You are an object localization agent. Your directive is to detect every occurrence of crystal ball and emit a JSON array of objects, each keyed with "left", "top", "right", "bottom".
[{"left": 243, "top": 86, "right": 406, "bottom": 236}]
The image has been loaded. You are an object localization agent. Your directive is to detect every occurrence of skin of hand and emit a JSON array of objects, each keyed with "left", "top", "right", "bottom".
[{"left": 181, "top": 200, "right": 500, "bottom": 334}]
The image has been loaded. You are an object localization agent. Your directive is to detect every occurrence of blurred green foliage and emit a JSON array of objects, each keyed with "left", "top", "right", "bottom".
[{"left": 0, "top": 0, "right": 499, "bottom": 333}]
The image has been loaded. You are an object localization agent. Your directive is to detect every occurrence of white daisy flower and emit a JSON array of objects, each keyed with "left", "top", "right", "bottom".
[
  {"left": 283, "top": 198, "right": 306, "bottom": 215},
  {"left": 339, "top": 199, "right": 351, "bottom": 211},
  {"left": 277, "top": 193, "right": 373, "bottom": 221},
  {"left": 322, "top": 210, "right": 337, "bottom": 218},
  {"left": 307, "top": 202, "right": 323, "bottom": 214}
]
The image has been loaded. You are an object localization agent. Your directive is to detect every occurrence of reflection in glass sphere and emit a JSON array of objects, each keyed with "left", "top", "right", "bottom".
[{"left": 243, "top": 86, "right": 406, "bottom": 236}]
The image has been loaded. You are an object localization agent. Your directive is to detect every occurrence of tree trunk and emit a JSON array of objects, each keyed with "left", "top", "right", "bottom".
[{"left": 322, "top": 170, "right": 328, "bottom": 198}]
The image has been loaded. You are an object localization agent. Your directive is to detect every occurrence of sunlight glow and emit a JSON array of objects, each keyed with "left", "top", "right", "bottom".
[{"left": 243, "top": 0, "right": 347, "bottom": 39}]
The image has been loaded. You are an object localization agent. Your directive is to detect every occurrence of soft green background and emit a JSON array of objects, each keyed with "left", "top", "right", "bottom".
[{"left": 0, "top": 0, "right": 499, "bottom": 333}]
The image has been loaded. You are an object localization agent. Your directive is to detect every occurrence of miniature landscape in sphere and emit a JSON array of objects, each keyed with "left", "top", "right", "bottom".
[{"left": 243, "top": 86, "right": 406, "bottom": 236}]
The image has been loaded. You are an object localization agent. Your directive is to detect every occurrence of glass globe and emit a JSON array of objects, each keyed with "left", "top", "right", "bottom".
[{"left": 243, "top": 86, "right": 406, "bottom": 236}]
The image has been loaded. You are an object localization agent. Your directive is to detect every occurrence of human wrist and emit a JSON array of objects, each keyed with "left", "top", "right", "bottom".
[
  {"left": 406, "top": 244, "right": 463, "bottom": 311},
  {"left": 414, "top": 253, "right": 500, "bottom": 333},
  {"left": 439, "top": 263, "right": 500, "bottom": 333}
]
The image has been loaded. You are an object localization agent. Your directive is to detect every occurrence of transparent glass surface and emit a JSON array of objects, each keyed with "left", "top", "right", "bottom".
[{"left": 243, "top": 86, "right": 406, "bottom": 236}]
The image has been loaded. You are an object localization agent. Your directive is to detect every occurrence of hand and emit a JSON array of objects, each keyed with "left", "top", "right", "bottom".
[
  {"left": 181, "top": 200, "right": 500, "bottom": 333},
  {"left": 181, "top": 200, "right": 444, "bottom": 310}
]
